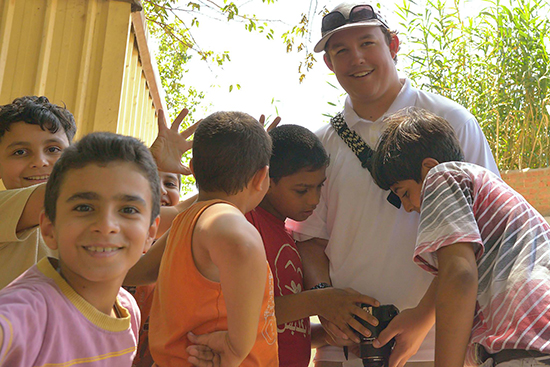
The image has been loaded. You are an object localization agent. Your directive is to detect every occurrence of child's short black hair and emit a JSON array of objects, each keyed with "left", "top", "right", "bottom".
[
  {"left": 44, "top": 132, "right": 160, "bottom": 224},
  {"left": 192, "top": 111, "right": 271, "bottom": 195},
  {"left": 269, "top": 124, "right": 329, "bottom": 182},
  {"left": 0, "top": 96, "right": 77, "bottom": 142},
  {"left": 371, "top": 107, "right": 464, "bottom": 190}
]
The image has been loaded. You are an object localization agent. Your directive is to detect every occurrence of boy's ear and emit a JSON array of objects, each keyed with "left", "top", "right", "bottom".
[
  {"left": 251, "top": 166, "right": 269, "bottom": 192},
  {"left": 189, "top": 158, "right": 195, "bottom": 177},
  {"left": 323, "top": 53, "right": 334, "bottom": 72},
  {"left": 39, "top": 211, "right": 58, "bottom": 251},
  {"left": 145, "top": 216, "right": 160, "bottom": 248},
  {"left": 421, "top": 158, "right": 439, "bottom": 179}
]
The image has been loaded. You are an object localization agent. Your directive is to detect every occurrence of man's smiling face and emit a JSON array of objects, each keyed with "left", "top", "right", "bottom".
[
  {"left": 0, "top": 121, "right": 69, "bottom": 189},
  {"left": 324, "top": 26, "right": 400, "bottom": 108}
]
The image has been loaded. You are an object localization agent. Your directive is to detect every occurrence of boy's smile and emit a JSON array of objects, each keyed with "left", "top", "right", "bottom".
[
  {"left": 159, "top": 171, "right": 180, "bottom": 206},
  {"left": 261, "top": 167, "right": 326, "bottom": 222},
  {"left": 0, "top": 122, "right": 69, "bottom": 189},
  {"left": 40, "top": 161, "right": 158, "bottom": 291}
]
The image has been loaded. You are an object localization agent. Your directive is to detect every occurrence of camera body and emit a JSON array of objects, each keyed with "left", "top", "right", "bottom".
[{"left": 355, "top": 304, "right": 399, "bottom": 367}]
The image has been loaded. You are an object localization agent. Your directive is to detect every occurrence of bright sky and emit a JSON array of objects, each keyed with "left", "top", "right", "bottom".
[
  {"left": 161, "top": 0, "right": 483, "bottom": 132},
  {"left": 169, "top": 0, "right": 396, "bottom": 132}
]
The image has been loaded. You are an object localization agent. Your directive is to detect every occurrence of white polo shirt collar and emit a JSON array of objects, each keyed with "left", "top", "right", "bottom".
[{"left": 343, "top": 78, "right": 417, "bottom": 128}]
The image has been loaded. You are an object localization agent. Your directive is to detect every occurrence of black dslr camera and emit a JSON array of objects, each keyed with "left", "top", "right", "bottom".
[{"left": 354, "top": 304, "right": 399, "bottom": 367}]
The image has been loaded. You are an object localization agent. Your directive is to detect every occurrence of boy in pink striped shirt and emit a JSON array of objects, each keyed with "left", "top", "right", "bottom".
[{"left": 370, "top": 107, "right": 550, "bottom": 367}]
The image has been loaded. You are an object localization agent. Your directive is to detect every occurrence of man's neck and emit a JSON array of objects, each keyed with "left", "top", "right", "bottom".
[{"left": 350, "top": 79, "right": 404, "bottom": 122}]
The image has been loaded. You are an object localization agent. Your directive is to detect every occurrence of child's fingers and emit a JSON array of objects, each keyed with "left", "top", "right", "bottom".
[
  {"left": 171, "top": 108, "right": 190, "bottom": 131},
  {"left": 266, "top": 116, "right": 281, "bottom": 132}
]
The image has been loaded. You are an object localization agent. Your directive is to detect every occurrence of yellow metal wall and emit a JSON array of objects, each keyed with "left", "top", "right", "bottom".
[{"left": 0, "top": 0, "right": 158, "bottom": 145}]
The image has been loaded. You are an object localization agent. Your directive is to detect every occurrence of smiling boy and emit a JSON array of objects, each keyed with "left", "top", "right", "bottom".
[
  {"left": 0, "top": 132, "right": 160, "bottom": 366},
  {"left": 0, "top": 96, "right": 76, "bottom": 289}
]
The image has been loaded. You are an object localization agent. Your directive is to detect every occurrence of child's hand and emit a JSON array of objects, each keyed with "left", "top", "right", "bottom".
[
  {"left": 372, "top": 307, "right": 434, "bottom": 367},
  {"left": 187, "top": 331, "right": 243, "bottom": 367},
  {"left": 258, "top": 114, "right": 281, "bottom": 132},
  {"left": 149, "top": 108, "right": 199, "bottom": 175},
  {"left": 315, "top": 287, "right": 380, "bottom": 343}
]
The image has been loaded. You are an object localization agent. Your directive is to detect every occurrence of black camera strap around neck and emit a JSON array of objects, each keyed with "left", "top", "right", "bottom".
[{"left": 330, "top": 112, "right": 401, "bottom": 209}]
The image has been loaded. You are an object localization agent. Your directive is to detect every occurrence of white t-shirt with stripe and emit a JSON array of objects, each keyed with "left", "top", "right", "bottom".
[{"left": 415, "top": 162, "right": 550, "bottom": 364}]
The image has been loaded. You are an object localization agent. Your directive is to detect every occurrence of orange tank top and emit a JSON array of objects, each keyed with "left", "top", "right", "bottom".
[{"left": 149, "top": 200, "right": 278, "bottom": 367}]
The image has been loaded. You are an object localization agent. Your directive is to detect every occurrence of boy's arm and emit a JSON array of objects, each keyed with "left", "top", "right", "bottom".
[
  {"left": 374, "top": 278, "right": 437, "bottom": 367},
  {"left": 274, "top": 288, "right": 379, "bottom": 343},
  {"left": 157, "top": 194, "right": 197, "bottom": 238},
  {"left": 434, "top": 242, "right": 478, "bottom": 367},
  {"left": 189, "top": 206, "right": 269, "bottom": 366},
  {"left": 14, "top": 184, "right": 45, "bottom": 233},
  {"left": 296, "top": 238, "right": 330, "bottom": 289},
  {"left": 123, "top": 229, "right": 169, "bottom": 286}
]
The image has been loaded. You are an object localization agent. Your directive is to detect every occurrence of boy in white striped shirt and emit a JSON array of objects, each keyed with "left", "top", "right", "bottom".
[{"left": 370, "top": 107, "right": 550, "bottom": 367}]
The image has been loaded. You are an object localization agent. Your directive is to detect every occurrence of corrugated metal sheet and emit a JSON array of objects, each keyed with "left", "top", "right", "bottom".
[{"left": 0, "top": 0, "right": 161, "bottom": 145}]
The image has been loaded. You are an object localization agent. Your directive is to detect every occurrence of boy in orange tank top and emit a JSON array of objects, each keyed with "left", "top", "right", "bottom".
[{"left": 149, "top": 111, "right": 278, "bottom": 367}]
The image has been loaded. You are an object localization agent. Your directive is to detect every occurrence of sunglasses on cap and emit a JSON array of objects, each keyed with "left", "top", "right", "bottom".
[{"left": 321, "top": 4, "right": 389, "bottom": 35}]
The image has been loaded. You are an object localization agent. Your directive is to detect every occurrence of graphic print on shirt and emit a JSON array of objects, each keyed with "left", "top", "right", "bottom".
[
  {"left": 262, "top": 269, "right": 278, "bottom": 345},
  {"left": 274, "top": 243, "right": 308, "bottom": 337}
]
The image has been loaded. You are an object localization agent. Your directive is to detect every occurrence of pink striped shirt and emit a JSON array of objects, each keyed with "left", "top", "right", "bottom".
[{"left": 415, "top": 162, "right": 550, "bottom": 364}]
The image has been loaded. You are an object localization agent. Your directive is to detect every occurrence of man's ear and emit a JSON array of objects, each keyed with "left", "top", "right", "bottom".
[
  {"left": 323, "top": 53, "right": 334, "bottom": 72},
  {"left": 39, "top": 211, "right": 58, "bottom": 251},
  {"left": 389, "top": 33, "right": 400, "bottom": 59},
  {"left": 421, "top": 158, "right": 439, "bottom": 179},
  {"left": 251, "top": 166, "right": 269, "bottom": 192}
]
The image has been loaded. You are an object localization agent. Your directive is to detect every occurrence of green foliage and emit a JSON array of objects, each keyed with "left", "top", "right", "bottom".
[{"left": 396, "top": 0, "right": 550, "bottom": 170}]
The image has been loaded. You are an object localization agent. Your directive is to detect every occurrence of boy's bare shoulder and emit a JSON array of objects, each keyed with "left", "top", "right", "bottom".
[{"left": 195, "top": 202, "right": 262, "bottom": 251}]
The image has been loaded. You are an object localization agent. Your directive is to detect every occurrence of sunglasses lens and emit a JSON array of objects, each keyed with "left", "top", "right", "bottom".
[
  {"left": 322, "top": 11, "right": 347, "bottom": 33},
  {"left": 349, "top": 5, "right": 375, "bottom": 23}
]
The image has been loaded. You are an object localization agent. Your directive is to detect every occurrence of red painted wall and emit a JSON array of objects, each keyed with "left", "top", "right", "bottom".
[{"left": 501, "top": 167, "right": 550, "bottom": 216}]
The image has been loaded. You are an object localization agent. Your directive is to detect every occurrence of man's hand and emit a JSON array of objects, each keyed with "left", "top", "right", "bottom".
[
  {"left": 315, "top": 287, "right": 380, "bottom": 343},
  {"left": 187, "top": 331, "right": 243, "bottom": 367},
  {"left": 258, "top": 114, "right": 281, "bottom": 132},
  {"left": 372, "top": 307, "right": 434, "bottom": 367},
  {"left": 149, "top": 108, "right": 199, "bottom": 175}
]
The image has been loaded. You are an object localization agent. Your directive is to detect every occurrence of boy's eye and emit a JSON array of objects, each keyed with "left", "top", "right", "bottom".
[
  {"left": 295, "top": 189, "right": 308, "bottom": 195},
  {"left": 46, "top": 146, "right": 62, "bottom": 154},
  {"left": 12, "top": 149, "right": 26, "bottom": 156},
  {"left": 164, "top": 181, "right": 177, "bottom": 189},
  {"left": 121, "top": 206, "right": 139, "bottom": 215},
  {"left": 74, "top": 204, "right": 93, "bottom": 212}
]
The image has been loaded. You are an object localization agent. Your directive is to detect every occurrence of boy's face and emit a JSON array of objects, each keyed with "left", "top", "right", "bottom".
[
  {"left": 390, "top": 179, "right": 423, "bottom": 213},
  {"left": 0, "top": 121, "right": 70, "bottom": 189},
  {"left": 262, "top": 166, "right": 326, "bottom": 222},
  {"left": 159, "top": 171, "right": 180, "bottom": 206},
  {"left": 40, "top": 161, "right": 159, "bottom": 288}
]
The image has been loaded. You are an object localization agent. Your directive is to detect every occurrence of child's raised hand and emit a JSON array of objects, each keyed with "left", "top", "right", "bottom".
[
  {"left": 187, "top": 331, "right": 243, "bottom": 367},
  {"left": 258, "top": 114, "right": 281, "bottom": 132},
  {"left": 315, "top": 287, "right": 380, "bottom": 343},
  {"left": 150, "top": 108, "right": 199, "bottom": 175}
]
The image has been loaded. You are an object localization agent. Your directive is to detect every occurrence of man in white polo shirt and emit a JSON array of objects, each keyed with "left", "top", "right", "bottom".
[{"left": 287, "top": 2, "right": 498, "bottom": 367}]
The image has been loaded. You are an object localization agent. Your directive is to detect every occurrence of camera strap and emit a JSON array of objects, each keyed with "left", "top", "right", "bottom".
[{"left": 330, "top": 112, "right": 401, "bottom": 209}]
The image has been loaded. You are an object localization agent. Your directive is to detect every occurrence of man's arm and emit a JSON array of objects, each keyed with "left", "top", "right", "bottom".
[
  {"left": 434, "top": 242, "right": 478, "bottom": 367},
  {"left": 296, "top": 237, "right": 330, "bottom": 289}
]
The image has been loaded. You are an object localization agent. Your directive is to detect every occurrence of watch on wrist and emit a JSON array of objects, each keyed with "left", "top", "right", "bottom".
[{"left": 310, "top": 282, "right": 331, "bottom": 290}]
